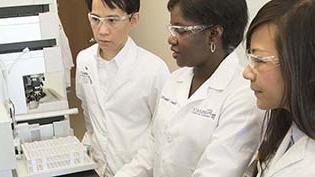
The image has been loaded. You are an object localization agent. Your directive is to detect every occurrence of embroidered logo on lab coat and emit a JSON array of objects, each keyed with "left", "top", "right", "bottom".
[
  {"left": 79, "top": 71, "right": 92, "bottom": 84},
  {"left": 192, "top": 107, "right": 216, "bottom": 119}
]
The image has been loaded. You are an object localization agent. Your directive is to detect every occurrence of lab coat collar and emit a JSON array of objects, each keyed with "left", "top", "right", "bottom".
[
  {"left": 175, "top": 68, "right": 194, "bottom": 105},
  {"left": 175, "top": 51, "right": 239, "bottom": 90},
  {"left": 207, "top": 51, "right": 239, "bottom": 90},
  {"left": 84, "top": 37, "right": 136, "bottom": 107},
  {"left": 174, "top": 51, "right": 239, "bottom": 104},
  {"left": 87, "top": 36, "right": 137, "bottom": 82},
  {"left": 269, "top": 124, "right": 308, "bottom": 175},
  {"left": 95, "top": 37, "right": 135, "bottom": 69}
]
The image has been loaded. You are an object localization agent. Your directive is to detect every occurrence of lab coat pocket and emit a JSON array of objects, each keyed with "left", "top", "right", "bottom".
[
  {"left": 90, "top": 145, "right": 107, "bottom": 176},
  {"left": 112, "top": 150, "right": 136, "bottom": 172},
  {"left": 164, "top": 158, "right": 195, "bottom": 177},
  {"left": 172, "top": 110, "right": 217, "bottom": 157},
  {"left": 81, "top": 84, "right": 99, "bottom": 106},
  {"left": 180, "top": 110, "right": 217, "bottom": 141}
]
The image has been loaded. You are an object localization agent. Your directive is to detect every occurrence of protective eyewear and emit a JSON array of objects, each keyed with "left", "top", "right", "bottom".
[
  {"left": 168, "top": 24, "right": 213, "bottom": 37},
  {"left": 246, "top": 50, "right": 279, "bottom": 71},
  {"left": 88, "top": 13, "right": 132, "bottom": 28}
]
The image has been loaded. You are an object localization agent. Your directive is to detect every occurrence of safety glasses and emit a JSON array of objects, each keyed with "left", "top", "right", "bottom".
[
  {"left": 88, "top": 13, "right": 132, "bottom": 28},
  {"left": 168, "top": 24, "right": 213, "bottom": 37},
  {"left": 246, "top": 50, "right": 279, "bottom": 72}
]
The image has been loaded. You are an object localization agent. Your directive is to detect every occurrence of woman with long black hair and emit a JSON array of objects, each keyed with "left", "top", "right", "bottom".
[{"left": 243, "top": 0, "right": 315, "bottom": 176}]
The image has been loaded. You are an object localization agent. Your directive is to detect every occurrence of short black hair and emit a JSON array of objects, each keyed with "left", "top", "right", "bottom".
[
  {"left": 85, "top": 0, "right": 140, "bottom": 14},
  {"left": 167, "top": 0, "right": 248, "bottom": 53}
]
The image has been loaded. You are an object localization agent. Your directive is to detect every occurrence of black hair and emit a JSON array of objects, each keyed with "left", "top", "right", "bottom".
[
  {"left": 278, "top": 0, "right": 315, "bottom": 139},
  {"left": 85, "top": 0, "right": 140, "bottom": 14},
  {"left": 246, "top": 0, "right": 299, "bottom": 167},
  {"left": 246, "top": 0, "right": 297, "bottom": 50},
  {"left": 245, "top": 0, "right": 314, "bottom": 176},
  {"left": 167, "top": 0, "right": 248, "bottom": 54}
]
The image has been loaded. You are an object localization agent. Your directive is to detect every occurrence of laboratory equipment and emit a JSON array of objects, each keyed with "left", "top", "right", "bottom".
[
  {"left": 0, "top": 0, "right": 75, "bottom": 119},
  {"left": 0, "top": 0, "right": 97, "bottom": 176},
  {"left": 17, "top": 136, "right": 95, "bottom": 177},
  {"left": 0, "top": 102, "right": 97, "bottom": 177},
  {"left": 0, "top": 102, "right": 16, "bottom": 177}
]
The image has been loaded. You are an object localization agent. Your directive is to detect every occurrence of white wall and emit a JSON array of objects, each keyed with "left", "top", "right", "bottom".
[
  {"left": 130, "top": 1, "right": 177, "bottom": 71},
  {"left": 0, "top": 71, "right": 5, "bottom": 102},
  {"left": 131, "top": 0, "right": 270, "bottom": 71},
  {"left": 237, "top": 0, "right": 271, "bottom": 65},
  {"left": 248, "top": 0, "right": 271, "bottom": 20}
]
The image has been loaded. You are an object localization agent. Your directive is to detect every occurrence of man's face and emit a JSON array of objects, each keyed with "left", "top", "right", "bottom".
[{"left": 89, "top": 0, "right": 137, "bottom": 59}]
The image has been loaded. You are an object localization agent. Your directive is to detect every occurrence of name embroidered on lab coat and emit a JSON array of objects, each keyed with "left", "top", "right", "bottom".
[
  {"left": 161, "top": 95, "right": 177, "bottom": 105},
  {"left": 192, "top": 107, "right": 216, "bottom": 119}
]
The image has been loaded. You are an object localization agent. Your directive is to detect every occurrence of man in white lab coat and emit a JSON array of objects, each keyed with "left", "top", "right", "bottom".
[
  {"left": 114, "top": 0, "right": 263, "bottom": 177},
  {"left": 75, "top": 0, "right": 169, "bottom": 176}
]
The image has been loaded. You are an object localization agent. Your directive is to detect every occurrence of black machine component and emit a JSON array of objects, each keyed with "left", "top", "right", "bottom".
[
  {"left": 0, "top": 39, "right": 56, "bottom": 54},
  {"left": 23, "top": 74, "right": 46, "bottom": 105},
  {"left": 0, "top": 4, "right": 49, "bottom": 18}
]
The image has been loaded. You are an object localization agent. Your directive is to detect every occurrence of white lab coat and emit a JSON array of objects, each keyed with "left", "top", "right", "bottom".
[
  {"left": 115, "top": 51, "right": 264, "bottom": 177},
  {"left": 76, "top": 37, "right": 169, "bottom": 177},
  {"left": 258, "top": 123, "right": 315, "bottom": 177}
]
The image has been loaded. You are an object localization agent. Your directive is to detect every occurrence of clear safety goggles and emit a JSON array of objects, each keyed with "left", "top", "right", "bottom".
[
  {"left": 88, "top": 13, "right": 132, "bottom": 28},
  {"left": 168, "top": 24, "right": 213, "bottom": 37},
  {"left": 246, "top": 50, "right": 279, "bottom": 72}
]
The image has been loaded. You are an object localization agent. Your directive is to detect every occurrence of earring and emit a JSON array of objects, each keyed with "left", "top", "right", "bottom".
[{"left": 210, "top": 42, "right": 216, "bottom": 53}]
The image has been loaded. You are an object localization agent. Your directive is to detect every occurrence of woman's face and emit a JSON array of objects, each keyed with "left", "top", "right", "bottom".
[
  {"left": 168, "top": 4, "right": 211, "bottom": 67},
  {"left": 243, "top": 24, "right": 285, "bottom": 110}
]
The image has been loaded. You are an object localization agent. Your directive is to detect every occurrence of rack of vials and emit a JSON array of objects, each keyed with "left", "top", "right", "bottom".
[{"left": 21, "top": 136, "right": 95, "bottom": 176}]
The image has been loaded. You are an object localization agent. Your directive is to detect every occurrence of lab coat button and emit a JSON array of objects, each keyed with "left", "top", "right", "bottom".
[{"left": 167, "top": 135, "right": 173, "bottom": 142}]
